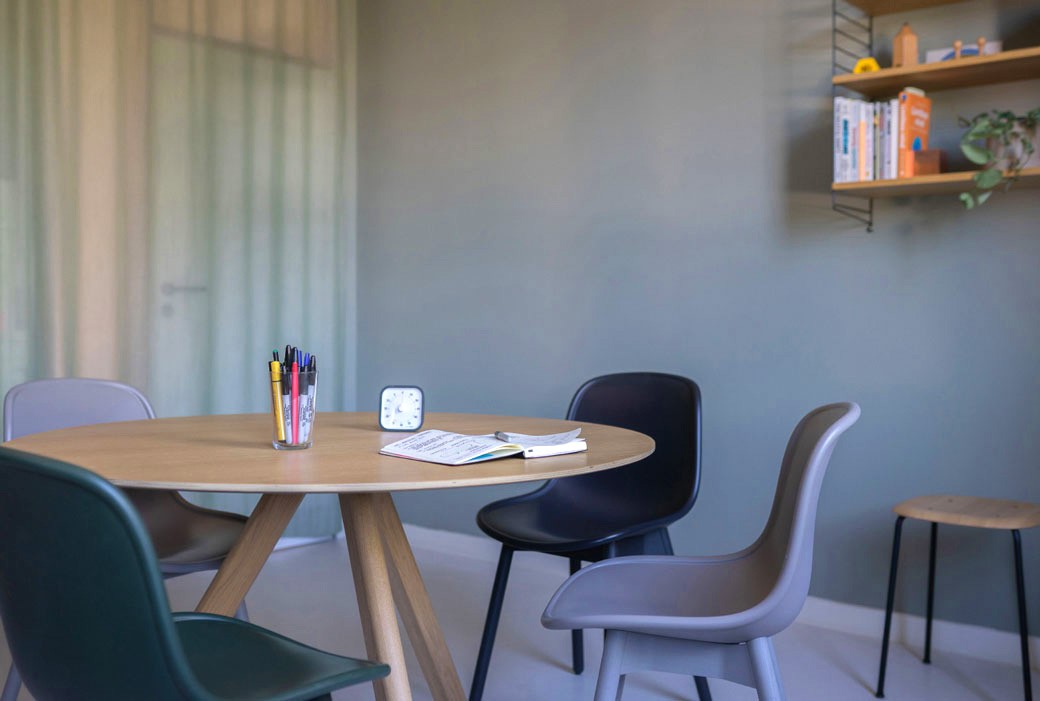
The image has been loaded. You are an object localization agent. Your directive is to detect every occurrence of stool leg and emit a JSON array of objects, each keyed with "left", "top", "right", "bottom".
[
  {"left": 1012, "top": 530, "right": 1033, "bottom": 701},
  {"left": 876, "top": 516, "right": 905, "bottom": 699},
  {"left": 924, "top": 522, "right": 937, "bottom": 664}
]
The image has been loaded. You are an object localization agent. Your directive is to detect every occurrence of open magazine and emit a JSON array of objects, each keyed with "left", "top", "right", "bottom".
[{"left": 379, "top": 428, "right": 587, "bottom": 466}]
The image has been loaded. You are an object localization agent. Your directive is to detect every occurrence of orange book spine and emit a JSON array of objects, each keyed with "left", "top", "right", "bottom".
[{"left": 898, "top": 90, "right": 931, "bottom": 178}]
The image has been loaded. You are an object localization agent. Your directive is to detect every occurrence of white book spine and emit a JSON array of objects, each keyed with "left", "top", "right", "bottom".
[
  {"left": 863, "top": 102, "right": 872, "bottom": 181},
  {"left": 888, "top": 98, "right": 899, "bottom": 180},
  {"left": 834, "top": 96, "right": 843, "bottom": 183},
  {"left": 841, "top": 99, "right": 851, "bottom": 183},
  {"left": 850, "top": 99, "right": 859, "bottom": 181}
]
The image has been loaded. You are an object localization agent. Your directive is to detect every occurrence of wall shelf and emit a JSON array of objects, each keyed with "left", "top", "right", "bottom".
[
  {"left": 832, "top": 166, "right": 1040, "bottom": 197},
  {"left": 833, "top": 46, "right": 1040, "bottom": 98},
  {"left": 844, "top": 0, "right": 969, "bottom": 15}
]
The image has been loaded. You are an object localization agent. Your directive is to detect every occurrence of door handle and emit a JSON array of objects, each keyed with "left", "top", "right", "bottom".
[{"left": 161, "top": 283, "right": 208, "bottom": 295}]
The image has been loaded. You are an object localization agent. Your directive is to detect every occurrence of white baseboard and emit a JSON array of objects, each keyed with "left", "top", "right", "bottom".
[
  {"left": 396, "top": 523, "right": 1040, "bottom": 671},
  {"left": 274, "top": 534, "right": 336, "bottom": 551}
]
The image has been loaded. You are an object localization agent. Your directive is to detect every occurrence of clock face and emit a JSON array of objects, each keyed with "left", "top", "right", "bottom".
[{"left": 379, "top": 386, "right": 424, "bottom": 431}]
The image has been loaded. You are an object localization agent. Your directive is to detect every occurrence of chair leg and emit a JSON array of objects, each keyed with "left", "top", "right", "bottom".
[
  {"left": 569, "top": 557, "right": 584, "bottom": 675},
  {"left": 924, "top": 522, "right": 937, "bottom": 664},
  {"left": 469, "top": 545, "right": 514, "bottom": 701},
  {"left": 660, "top": 528, "right": 675, "bottom": 556},
  {"left": 748, "top": 637, "right": 784, "bottom": 701},
  {"left": 876, "top": 515, "right": 904, "bottom": 699},
  {"left": 1, "top": 663, "right": 21, "bottom": 701},
  {"left": 1012, "top": 530, "right": 1033, "bottom": 701},
  {"left": 235, "top": 599, "right": 249, "bottom": 622},
  {"left": 656, "top": 530, "right": 713, "bottom": 700},
  {"left": 594, "top": 629, "right": 626, "bottom": 701}
]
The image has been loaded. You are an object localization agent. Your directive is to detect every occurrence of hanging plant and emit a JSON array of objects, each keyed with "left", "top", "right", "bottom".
[{"left": 958, "top": 108, "right": 1040, "bottom": 209}]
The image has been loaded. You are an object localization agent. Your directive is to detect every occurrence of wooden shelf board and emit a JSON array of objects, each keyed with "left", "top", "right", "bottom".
[
  {"left": 842, "top": 0, "right": 969, "bottom": 16},
  {"left": 833, "top": 45, "right": 1040, "bottom": 98},
  {"left": 832, "top": 167, "right": 1040, "bottom": 197}
]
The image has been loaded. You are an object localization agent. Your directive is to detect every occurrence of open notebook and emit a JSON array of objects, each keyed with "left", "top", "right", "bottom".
[{"left": 379, "top": 429, "right": 587, "bottom": 466}]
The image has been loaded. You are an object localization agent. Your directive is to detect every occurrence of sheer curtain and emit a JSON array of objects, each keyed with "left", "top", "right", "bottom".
[{"left": 0, "top": 0, "right": 357, "bottom": 536}]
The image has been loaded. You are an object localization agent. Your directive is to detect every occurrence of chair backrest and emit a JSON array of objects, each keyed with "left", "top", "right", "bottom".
[
  {"left": 550, "top": 373, "right": 702, "bottom": 528},
  {"left": 0, "top": 447, "right": 210, "bottom": 700},
  {"left": 741, "top": 402, "right": 860, "bottom": 637},
  {"left": 3, "top": 378, "right": 155, "bottom": 441}
]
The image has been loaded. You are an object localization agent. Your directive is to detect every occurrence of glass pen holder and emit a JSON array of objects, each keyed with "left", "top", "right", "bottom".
[{"left": 270, "top": 368, "right": 317, "bottom": 450}]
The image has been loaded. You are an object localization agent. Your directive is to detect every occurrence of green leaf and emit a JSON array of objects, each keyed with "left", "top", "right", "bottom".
[
  {"left": 975, "top": 190, "right": 993, "bottom": 206},
  {"left": 966, "top": 121, "right": 992, "bottom": 139},
  {"left": 961, "top": 142, "right": 991, "bottom": 165},
  {"left": 959, "top": 192, "right": 975, "bottom": 209},
  {"left": 974, "top": 168, "right": 1003, "bottom": 189}
]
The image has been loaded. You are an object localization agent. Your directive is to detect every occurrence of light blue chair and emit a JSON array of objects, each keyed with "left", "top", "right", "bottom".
[{"left": 542, "top": 403, "right": 860, "bottom": 701}]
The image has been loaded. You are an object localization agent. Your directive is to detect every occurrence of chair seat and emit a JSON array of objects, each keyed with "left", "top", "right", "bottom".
[
  {"left": 477, "top": 497, "right": 668, "bottom": 553},
  {"left": 541, "top": 555, "right": 781, "bottom": 645},
  {"left": 894, "top": 495, "right": 1040, "bottom": 530},
  {"left": 129, "top": 490, "right": 248, "bottom": 574},
  {"left": 174, "top": 613, "right": 388, "bottom": 700}
]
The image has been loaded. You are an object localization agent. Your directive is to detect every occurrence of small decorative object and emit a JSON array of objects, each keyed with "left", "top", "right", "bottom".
[
  {"left": 854, "top": 57, "right": 881, "bottom": 73},
  {"left": 379, "top": 385, "right": 425, "bottom": 431},
  {"left": 893, "top": 23, "right": 919, "bottom": 68},
  {"left": 953, "top": 39, "right": 963, "bottom": 59},
  {"left": 912, "top": 149, "right": 946, "bottom": 176},
  {"left": 958, "top": 108, "right": 1040, "bottom": 208},
  {"left": 925, "top": 40, "right": 1001, "bottom": 63}
]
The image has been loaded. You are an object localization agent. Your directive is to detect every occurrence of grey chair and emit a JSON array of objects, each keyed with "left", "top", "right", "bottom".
[
  {"left": 1, "top": 378, "right": 250, "bottom": 701},
  {"left": 541, "top": 402, "right": 860, "bottom": 701}
]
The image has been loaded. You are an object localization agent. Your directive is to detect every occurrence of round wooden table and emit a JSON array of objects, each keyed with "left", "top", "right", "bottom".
[{"left": 5, "top": 412, "right": 654, "bottom": 701}]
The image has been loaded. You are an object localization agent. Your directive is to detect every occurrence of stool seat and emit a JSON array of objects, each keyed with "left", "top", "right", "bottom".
[{"left": 894, "top": 495, "right": 1040, "bottom": 531}]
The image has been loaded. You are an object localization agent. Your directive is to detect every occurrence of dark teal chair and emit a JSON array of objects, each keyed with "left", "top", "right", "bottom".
[{"left": 0, "top": 446, "right": 389, "bottom": 701}]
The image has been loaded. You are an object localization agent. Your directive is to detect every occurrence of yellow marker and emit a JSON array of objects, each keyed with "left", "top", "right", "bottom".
[
  {"left": 269, "top": 360, "right": 286, "bottom": 442},
  {"left": 854, "top": 57, "right": 881, "bottom": 73}
]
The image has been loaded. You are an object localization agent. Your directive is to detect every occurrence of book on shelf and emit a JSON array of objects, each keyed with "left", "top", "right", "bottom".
[
  {"left": 898, "top": 88, "right": 931, "bottom": 179},
  {"left": 833, "top": 88, "right": 930, "bottom": 184},
  {"left": 379, "top": 428, "right": 588, "bottom": 466}
]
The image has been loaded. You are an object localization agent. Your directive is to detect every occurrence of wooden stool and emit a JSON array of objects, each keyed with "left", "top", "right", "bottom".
[{"left": 875, "top": 495, "right": 1040, "bottom": 700}]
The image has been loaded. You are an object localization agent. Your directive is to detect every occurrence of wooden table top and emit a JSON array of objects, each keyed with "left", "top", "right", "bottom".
[{"left": 3, "top": 412, "right": 654, "bottom": 493}]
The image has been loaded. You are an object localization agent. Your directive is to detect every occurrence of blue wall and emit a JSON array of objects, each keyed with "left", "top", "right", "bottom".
[{"left": 357, "top": 0, "right": 1040, "bottom": 632}]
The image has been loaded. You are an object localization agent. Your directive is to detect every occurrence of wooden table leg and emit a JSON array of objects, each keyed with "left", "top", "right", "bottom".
[
  {"left": 341, "top": 493, "right": 413, "bottom": 701},
  {"left": 374, "top": 493, "right": 466, "bottom": 701},
  {"left": 196, "top": 493, "right": 303, "bottom": 616}
]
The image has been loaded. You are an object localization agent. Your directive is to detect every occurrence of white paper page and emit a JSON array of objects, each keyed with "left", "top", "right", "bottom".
[
  {"left": 381, "top": 430, "right": 519, "bottom": 465},
  {"left": 493, "top": 429, "right": 582, "bottom": 447}
]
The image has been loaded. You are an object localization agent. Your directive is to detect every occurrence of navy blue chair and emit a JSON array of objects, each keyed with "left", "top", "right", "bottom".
[
  {"left": 469, "top": 372, "right": 710, "bottom": 701},
  {"left": 0, "top": 446, "right": 389, "bottom": 701}
]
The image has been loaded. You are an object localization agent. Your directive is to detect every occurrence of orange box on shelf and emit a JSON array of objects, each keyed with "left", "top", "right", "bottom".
[{"left": 912, "top": 149, "right": 946, "bottom": 176}]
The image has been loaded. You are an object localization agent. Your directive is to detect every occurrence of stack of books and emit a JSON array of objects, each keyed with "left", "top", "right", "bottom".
[{"left": 833, "top": 88, "right": 931, "bottom": 183}]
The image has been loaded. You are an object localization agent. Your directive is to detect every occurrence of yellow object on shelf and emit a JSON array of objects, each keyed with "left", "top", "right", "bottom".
[{"left": 854, "top": 57, "right": 881, "bottom": 73}]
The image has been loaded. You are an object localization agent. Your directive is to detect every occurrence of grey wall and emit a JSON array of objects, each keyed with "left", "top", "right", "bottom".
[{"left": 357, "top": 0, "right": 1040, "bottom": 633}]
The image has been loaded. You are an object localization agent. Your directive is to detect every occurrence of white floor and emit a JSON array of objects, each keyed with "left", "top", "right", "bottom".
[{"left": 2, "top": 529, "right": 1036, "bottom": 700}]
